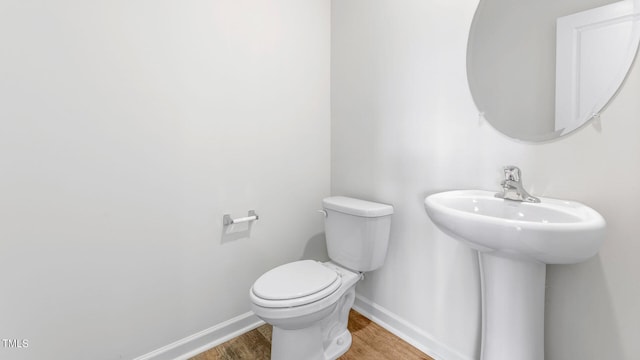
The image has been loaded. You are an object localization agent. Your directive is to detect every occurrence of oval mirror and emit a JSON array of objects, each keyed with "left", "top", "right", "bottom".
[{"left": 467, "top": 0, "right": 640, "bottom": 142}]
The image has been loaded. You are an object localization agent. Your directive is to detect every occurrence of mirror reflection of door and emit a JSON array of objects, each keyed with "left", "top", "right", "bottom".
[{"left": 556, "top": 1, "right": 640, "bottom": 135}]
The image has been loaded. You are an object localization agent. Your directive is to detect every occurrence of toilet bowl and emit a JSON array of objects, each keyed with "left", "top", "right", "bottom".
[
  {"left": 250, "top": 261, "right": 361, "bottom": 360},
  {"left": 249, "top": 196, "right": 393, "bottom": 360}
]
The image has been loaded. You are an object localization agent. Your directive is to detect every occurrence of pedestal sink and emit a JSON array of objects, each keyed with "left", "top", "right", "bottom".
[{"left": 424, "top": 190, "right": 606, "bottom": 360}]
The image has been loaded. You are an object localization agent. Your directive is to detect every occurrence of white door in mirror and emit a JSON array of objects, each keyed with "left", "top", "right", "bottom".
[{"left": 556, "top": 0, "right": 640, "bottom": 134}]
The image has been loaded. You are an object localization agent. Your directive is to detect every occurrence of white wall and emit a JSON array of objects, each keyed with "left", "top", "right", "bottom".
[
  {"left": 332, "top": 0, "right": 640, "bottom": 359},
  {"left": 0, "top": 1, "right": 330, "bottom": 359}
]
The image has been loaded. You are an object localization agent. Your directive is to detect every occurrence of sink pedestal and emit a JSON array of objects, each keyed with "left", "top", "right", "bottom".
[{"left": 479, "top": 253, "right": 545, "bottom": 360}]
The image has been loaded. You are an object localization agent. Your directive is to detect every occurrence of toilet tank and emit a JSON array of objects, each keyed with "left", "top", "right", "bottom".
[{"left": 322, "top": 196, "right": 393, "bottom": 272}]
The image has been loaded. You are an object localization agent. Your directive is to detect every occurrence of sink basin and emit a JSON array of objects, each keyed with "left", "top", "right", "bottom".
[
  {"left": 425, "top": 189, "right": 606, "bottom": 360},
  {"left": 424, "top": 189, "right": 606, "bottom": 264}
]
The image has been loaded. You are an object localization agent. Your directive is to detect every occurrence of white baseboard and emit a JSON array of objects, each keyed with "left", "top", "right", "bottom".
[
  {"left": 134, "top": 295, "right": 473, "bottom": 360},
  {"left": 133, "top": 311, "right": 265, "bottom": 360},
  {"left": 353, "top": 294, "right": 475, "bottom": 360}
]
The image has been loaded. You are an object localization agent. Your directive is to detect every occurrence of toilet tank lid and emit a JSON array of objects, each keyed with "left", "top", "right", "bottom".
[{"left": 323, "top": 196, "right": 393, "bottom": 217}]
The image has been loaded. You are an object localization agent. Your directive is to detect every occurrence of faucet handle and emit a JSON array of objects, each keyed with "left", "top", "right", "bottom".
[
  {"left": 497, "top": 166, "right": 541, "bottom": 203},
  {"left": 503, "top": 165, "right": 521, "bottom": 182}
]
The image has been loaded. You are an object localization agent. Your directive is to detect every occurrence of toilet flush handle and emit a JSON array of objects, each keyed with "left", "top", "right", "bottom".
[{"left": 317, "top": 209, "right": 328, "bottom": 218}]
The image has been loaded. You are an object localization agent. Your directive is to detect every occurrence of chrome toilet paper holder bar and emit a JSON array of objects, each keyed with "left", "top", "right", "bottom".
[{"left": 223, "top": 210, "right": 259, "bottom": 226}]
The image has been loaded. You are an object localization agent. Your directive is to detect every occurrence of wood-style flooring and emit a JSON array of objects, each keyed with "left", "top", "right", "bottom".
[{"left": 190, "top": 310, "right": 434, "bottom": 360}]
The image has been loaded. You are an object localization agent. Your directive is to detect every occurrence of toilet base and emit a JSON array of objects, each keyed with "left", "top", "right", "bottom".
[
  {"left": 271, "top": 325, "right": 325, "bottom": 360},
  {"left": 271, "top": 326, "right": 352, "bottom": 360},
  {"left": 323, "top": 329, "right": 352, "bottom": 360},
  {"left": 270, "top": 282, "right": 356, "bottom": 360}
]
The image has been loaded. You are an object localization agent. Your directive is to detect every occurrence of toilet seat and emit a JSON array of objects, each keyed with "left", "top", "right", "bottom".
[{"left": 251, "top": 260, "right": 342, "bottom": 308}]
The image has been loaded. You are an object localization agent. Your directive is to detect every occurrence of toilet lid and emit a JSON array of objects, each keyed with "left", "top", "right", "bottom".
[{"left": 252, "top": 260, "right": 341, "bottom": 307}]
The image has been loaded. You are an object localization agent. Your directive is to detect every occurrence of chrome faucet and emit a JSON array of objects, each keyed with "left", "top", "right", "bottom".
[{"left": 495, "top": 166, "right": 540, "bottom": 203}]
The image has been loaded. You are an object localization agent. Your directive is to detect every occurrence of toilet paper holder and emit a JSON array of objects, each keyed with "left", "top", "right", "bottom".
[{"left": 223, "top": 210, "right": 259, "bottom": 226}]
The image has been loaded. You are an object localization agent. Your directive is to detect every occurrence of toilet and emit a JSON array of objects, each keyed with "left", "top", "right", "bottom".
[{"left": 249, "top": 196, "right": 393, "bottom": 360}]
